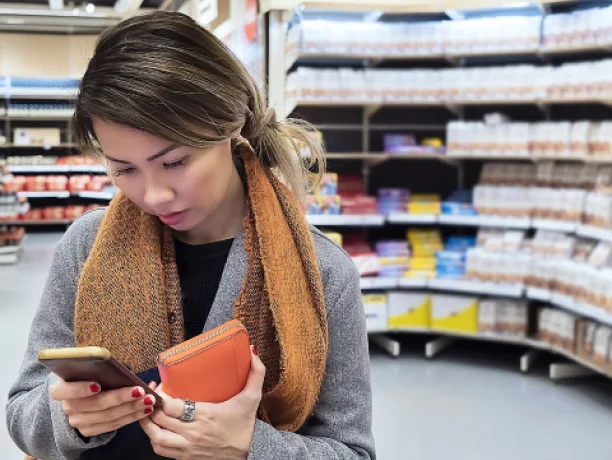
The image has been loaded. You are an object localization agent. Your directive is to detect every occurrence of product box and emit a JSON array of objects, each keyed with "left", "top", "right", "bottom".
[
  {"left": 314, "top": 173, "right": 338, "bottom": 196},
  {"left": 387, "top": 292, "right": 431, "bottom": 329},
  {"left": 408, "top": 194, "right": 441, "bottom": 215},
  {"left": 431, "top": 294, "right": 479, "bottom": 334},
  {"left": 362, "top": 294, "right": 388, "bottom": 332},
  {"left": 323, "top": 231, "right": 343, "bottom": 247},
  {"left": 478, "top": 300, "right": 497, "bottom": 334},
  {"left": 14, "top": 128, "right": 61, "bottom": 146}
]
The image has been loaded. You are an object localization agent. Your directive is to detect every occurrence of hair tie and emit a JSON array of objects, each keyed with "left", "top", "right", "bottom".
[{"left": 263, "top": 108, "right": 277, "bottom": 129}]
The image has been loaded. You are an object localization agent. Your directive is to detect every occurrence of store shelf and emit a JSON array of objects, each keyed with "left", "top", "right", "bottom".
[
  {"left": 0, "top": 245, "right": 19, "bottom": 255},
  {"left": 0, "top": 219, "right": 73, "bottom": 226},
  {"left": 473, "top": 215, "right": 531, "bottom": 229},
  {"left": 6, "top": 92, "right": 78, "bottom": 100},
  {"left": 0, "top": 252, "right": 19, "bottom": 264},
  {"left": 437, "top": 214, "right": 480, "bottom": 227},
  {"left": 8, "top": 165, "right": 70, "bottom": 173},
  {"left": 77, "top": 190, "right": 115, "bottom": 200},
  {"left": 2, "top": 115, "right": 74, "bottom": 121},
  {"left": 526, "top": 287, "right": 552, "bottom": 302},
  {"left": 548, "top": 292, "right": 612, "bottom": 327},
  {"left": 360, "top": 277, "right": 399, "bottom": 290},
  {"left": 296, "top": 51, "right": 446, "bottom": 61},
  {"left": 576, "top": 224, "right": 612, "bottom": 243},
  {"left": 306, "top": 214, "right": 385, "bottom": 226},
  {"left": 17, "top": 191, "right": 70, "bottom": 198},
  {"left": 294, "top": 45, "right": 612, "bottom": 66},
  {"left": 7, "top": 165, "right": 106, "bottom": 174},
  {"left": 387, "top": 213, "right": 437, "bottom": 224},
  {"left": 0, "top": 143, "right": 77, "bottom": 149},
  {"left": 398, "top": 278, "right": 428, "bottom": 288},
  {"left": 428, "top": 279, "right": 524, "bottom": 298},
  {"left": 532, "top": 219, "right": 578, "bottom": 233}
]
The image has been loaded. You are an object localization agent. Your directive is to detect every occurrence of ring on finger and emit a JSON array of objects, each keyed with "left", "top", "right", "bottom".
[{"left": 180, "top": 399, "right": 196, "bottom": 422}]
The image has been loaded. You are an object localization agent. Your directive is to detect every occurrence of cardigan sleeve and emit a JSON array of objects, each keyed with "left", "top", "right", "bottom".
[
  {"left": 6, "top": 211, "right": 115, "bottom": 459},
  {"left": 248, "top": 269, "right": 376, "bottom": 459}
]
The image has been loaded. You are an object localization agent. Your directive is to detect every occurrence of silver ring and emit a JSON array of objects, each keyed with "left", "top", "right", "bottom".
[{"left": 180, "top": 399, "right": 196, "bottom": 422}]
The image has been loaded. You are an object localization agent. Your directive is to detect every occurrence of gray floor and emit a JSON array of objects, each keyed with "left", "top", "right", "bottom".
[{"left": 2, "top": 234, "right": 612, "bottom": 460}]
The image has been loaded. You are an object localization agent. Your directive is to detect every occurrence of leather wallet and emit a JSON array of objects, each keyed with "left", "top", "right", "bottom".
[{"left": 157, "top": 320, "right": 251, "bottom": 403}]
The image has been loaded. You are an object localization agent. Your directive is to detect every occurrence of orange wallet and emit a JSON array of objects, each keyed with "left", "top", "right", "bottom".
[{"left": 157, "top": 320, "right": 251, "bottom": 403}]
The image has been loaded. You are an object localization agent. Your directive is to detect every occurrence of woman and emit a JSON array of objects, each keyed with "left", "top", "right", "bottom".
[{"left": 6, "top": 11, "right": 374, "bottom": 460}]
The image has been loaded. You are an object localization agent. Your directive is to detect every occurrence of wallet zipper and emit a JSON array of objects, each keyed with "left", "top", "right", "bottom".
[{"left": 157, "top": 322, "right": 241, "bottom": 365}]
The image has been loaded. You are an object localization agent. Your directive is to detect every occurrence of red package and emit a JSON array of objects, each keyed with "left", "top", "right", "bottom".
[
  {"left": 42, "top": 206, "right": 65, "bottom": 220},
  {"left": 64, "top": 205, "right": 86, "bottom": 220},
  {"left": 338, "top": 175, "right": 366, "bottom": 197},
  {"left": 3, "top": 176, "right": 25, "bottom": 192},
  {"left": 21, "top": 209, "right": 42, "bottom": 221},
  {"left": 341, "top": 195, "right": 378, "bottom": 215},
  {"left": 24, "top": 176, "right": 47, "bottom": 192},
  {"left": 69, "top": 175, "right": 91, "bottom": 193},
  {"left": 47, "top": 176, "right": 68, "bottom": 191}
]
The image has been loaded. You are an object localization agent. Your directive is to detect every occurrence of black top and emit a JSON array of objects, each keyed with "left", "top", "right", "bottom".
[{"left": 174, "top": 237, "right": 234, "bottom": 340}]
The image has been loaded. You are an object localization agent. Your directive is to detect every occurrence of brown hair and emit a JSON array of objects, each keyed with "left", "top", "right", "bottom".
[{"left": 74, "top": 11, "right": 324, "bottom": 199}]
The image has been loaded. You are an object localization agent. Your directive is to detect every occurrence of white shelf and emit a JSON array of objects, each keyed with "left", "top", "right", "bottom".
[
  {"left": 387, "top": 213, "right": 438, "bottom": 224},
  {"left": 526, "top": 287, "right": 552, "bottom": 302},
  {"left": 1, "top": 219, "right": 73, "bottom": 225},
  {"left": 476, "top": 215, "right": 531, "bottom": 229},
  {"left": 532, "top": 219, "right": 578, "bottom": 233},
  {"left": 546, "top": 292, "right": 612, "bottom": 327},
  {"left": 438, "top": 214, "right": 480, "bottom": 227},
  {"left": 7, "top": 165, "right": 105, "bottom": 174},
  {"left": 7, "top": 91, "right": 78, "bottom": 100},
  {"left": 78, "top": 191, "right": 115, "bottom": 200},
  {"left": 8, "top": 165, "right": 70, "bottom": 173},
  {"left": 0, "top": 252, "right": 19, "bottom": 264},
  {"left": 17, "top": 191, "right": 70, "bottom": 198},
  {"left": 550, "top": 292, "right": 577, "bottom": 311},
  {"left": 360, "top": 277, "right": 398, "bottom": 290},
  {"left": 398, "top": 278, "right": 428, "bottom": 288},
  {"left": 306, "top": 214, "right": 385, "bottom": 226},
  {"left": 428, "top": 279, "right": 524, "bottom": 298},
  {"left": 0, "top": 245, "right": 19, "bottom": 255},
  {"left": 576, "top": 224, "right": 612, "bottom": 243}
]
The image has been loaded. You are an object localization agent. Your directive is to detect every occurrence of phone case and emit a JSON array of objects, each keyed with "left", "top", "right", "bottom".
[
  {"left": 38, "top": 346, "right": 162, "bottom": 407},
  {"left": 157, "top": 320, "right": 251, "bottom": 403}
]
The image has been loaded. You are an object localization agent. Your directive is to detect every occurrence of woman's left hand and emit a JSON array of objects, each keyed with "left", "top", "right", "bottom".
[{"left": 140, "top": 346, "right": 265, "bottom": 459}]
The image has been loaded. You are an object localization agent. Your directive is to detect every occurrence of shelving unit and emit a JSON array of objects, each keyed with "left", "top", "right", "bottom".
[{"left": 269, "top": 0, "right": 612, "bottom": 381}]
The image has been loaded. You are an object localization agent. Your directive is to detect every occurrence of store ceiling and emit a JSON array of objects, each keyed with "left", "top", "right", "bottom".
[{"left": 0, "top": 0, "right": 169, "bottom": 33}]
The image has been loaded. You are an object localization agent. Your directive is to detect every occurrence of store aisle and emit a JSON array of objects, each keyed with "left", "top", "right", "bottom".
[{"left": 2, "top": 234, "right": 612, "bottom": 460}]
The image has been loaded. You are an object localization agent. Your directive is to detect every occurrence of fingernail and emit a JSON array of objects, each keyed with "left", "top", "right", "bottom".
[
  {"left": 252, "top": 346, "right": 258, "bottom": 356},
  {"left": 89, "top": 383, "right": 101, "bottom": 394},
  {"left": 144, "top": 408, "right": 153, "bottom": 415},
  {"left": 144, "top": 396, "right": 154, "bottom": 406},
  {"left": 131, "top": 388, "right": 143, "bottom": 398}
]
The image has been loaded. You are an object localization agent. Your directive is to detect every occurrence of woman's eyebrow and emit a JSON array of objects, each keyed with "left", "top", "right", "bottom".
[{"left": 102, "top": 144, "right": 180, "bottom": 164}]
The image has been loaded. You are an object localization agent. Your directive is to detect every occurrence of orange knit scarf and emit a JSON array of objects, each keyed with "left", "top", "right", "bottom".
[{"left": 74, "top": 149, "right": 328, "bottom": 432}]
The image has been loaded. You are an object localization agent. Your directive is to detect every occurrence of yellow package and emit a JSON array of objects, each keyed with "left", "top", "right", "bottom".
[{"left": 324, "top": 232, "right": 343, "bottom": 247}]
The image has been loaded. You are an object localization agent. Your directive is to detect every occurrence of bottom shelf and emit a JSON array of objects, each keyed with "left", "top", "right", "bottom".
[{"left": 368, "top": 327, "right": 612, "bottom": 379}]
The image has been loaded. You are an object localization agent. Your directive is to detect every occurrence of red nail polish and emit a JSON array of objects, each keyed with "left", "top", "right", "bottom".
[
  {"left": 131, "top": 389, "right": 142, "bottom": 398},
  {"left": 252, "top": 346, "right": 258, "bottom": 356},
  {"left": 144, "top": 408, "right": 153, "bottom": 415},
  {"left": 89, "top": 383, "right": 101, "bottom": 394},
  {"left": 144, "top": 396, "right": 154, "bottom": 406}
]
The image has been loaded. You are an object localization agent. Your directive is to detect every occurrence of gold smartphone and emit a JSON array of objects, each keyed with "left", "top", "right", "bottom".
[{"left": 38, "top": 346, "right": 163, "bottom": 408}]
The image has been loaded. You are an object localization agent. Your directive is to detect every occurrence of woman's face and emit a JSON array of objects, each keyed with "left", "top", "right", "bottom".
[{"left": 92, "top": 117, "right": 238, "bottom": 234}]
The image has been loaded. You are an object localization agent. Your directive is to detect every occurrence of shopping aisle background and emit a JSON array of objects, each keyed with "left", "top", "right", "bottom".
[{"left": 2, "top": 234, "right": 612, "bottom": 460}]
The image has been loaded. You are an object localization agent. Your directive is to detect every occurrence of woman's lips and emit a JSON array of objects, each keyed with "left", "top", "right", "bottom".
[{"left": 159, "top": 210, "right": 188, "bottom": 226}]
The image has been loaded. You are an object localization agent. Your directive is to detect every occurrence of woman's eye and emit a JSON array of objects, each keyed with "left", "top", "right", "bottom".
[
  {"left": 113, "top": 167, "right": 136, "bottom": 177},
  {"left": 163, "top": 157, "right": 188, "bottom": 170}
]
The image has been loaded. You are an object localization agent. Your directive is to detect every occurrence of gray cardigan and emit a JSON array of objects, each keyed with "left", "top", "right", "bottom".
[{"left": 6, "top": 209, "right": 376, "bottom": 460}]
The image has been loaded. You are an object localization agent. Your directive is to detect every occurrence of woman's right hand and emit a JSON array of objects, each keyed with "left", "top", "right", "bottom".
[{"left": 50, "top": 380, "right": 156, "bottom": 437}]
